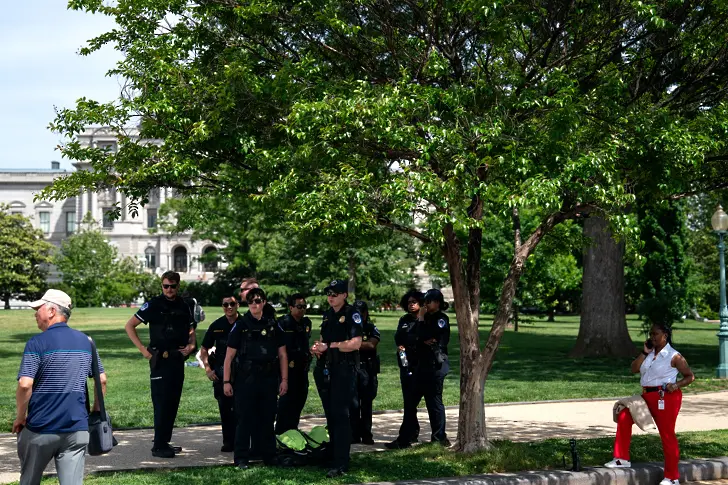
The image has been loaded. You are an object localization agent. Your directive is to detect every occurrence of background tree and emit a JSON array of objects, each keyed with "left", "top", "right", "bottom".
[
  {"left": 45, "top": 0, "right": 728, "bottom": 451},
  {"left": 0, "top": 208, "right": 54, "bottom": 309}
]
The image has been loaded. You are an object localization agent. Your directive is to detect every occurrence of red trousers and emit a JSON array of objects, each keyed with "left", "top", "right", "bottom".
[{"left": 613, "top": 390, "right": 682, "bottom": 480}]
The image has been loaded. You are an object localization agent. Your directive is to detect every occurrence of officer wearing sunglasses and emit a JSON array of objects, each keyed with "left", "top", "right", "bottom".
[
  {"left": 199, "top": 296, "right": 242, "bottom": 452},
  {"left": 310, "top": 279, "right": 363, "bottom": 478},
  {"left": 223, "top": 288, "right": 289, "bottom": 469},
  {"left": 275, "top": 293, "right": 313, "bottom": 434},
  {"left": 125, "top": 271, "right": 196, "bottom": 458}
]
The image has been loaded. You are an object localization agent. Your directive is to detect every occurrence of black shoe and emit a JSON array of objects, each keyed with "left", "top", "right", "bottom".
[
  {"left": 432, "top": 437, "right": 451, "bottom": 447},
  {"left": 151, "top": 447, "right": 175, "bottom": 458},
  {"left": 385, "top": 439, "right": 410, "bottom": 450},
  {"left": 361, "top": 436, "right": 375, "bottom": 445},
  {"left": 170, "top": 445, "right": 183, "bottom": 453},
  {"left": 351, "top": 436, "right": 361, "bottom": 444},
  {"left": 326, "top": 467, "right": 346, "bottom": 478},
  {"left": 235, "top": 462, "right": 249, "bottom": 470},
  {"left": 221, "top": 443, "right": 234, "bottom": 452}
]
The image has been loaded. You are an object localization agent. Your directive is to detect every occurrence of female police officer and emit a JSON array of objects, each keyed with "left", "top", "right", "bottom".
[
  {"left": 386, "top": 289, "right": 424, "bottom": 449},
  {"left": 350, "top": 300, "right": 380, "bottom": 445},
  {"left": 311, "top": 279, "right": 362, "bottom": 478}
]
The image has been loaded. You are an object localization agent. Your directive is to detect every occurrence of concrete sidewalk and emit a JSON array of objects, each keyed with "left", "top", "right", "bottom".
[{"left": 1, "top": 391, "right": 727, "bottom": 484}]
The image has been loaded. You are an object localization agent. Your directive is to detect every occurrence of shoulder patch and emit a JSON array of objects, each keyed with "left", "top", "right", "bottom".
[
  {"left": 352, "top": 312, "right": 362, "bottom": 324},
  {"left": 438, "top": 318, "right": 446, "bottom": 328},
  {"left": 140, "top": 302, "right": 149, "bottom": 312}
]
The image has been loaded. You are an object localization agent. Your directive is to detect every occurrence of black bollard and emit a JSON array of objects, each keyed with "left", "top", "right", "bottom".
[{"left": 569, "top": 438, "right": 582, "bottom": 472}]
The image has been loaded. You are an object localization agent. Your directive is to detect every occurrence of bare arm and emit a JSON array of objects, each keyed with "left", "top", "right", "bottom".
[
  {"left": 278, "top": 346, "right": 289, "bottom": 396},
  {"left": 125, "top": 316, "right": 152, "bottom": 359},
  {"left": 200, "top": 347, "right": 218, "bottom": 381},
  {"left": 330, "top": 336, "right": 362, "bottom": 353},
  {"left": 13, "top": 377, "right": 33, "bottom": 433},
  {"left": 223, "top": 346, "right": 237, "bottom": 396},
  {"left": 668, "top": 354, "right": 695, "bottom": 392},
  {"left": 360, "top": 337, "right": 379, "bottom": 352},
  {"left": 631, "top": 341, "right": 652, "bottom": 373},
  {"left": 92, "top": 373, "right": 108, "bottom": 412},
  {"left": 180, "top": 327, "right": 196, "bottom": 356}
]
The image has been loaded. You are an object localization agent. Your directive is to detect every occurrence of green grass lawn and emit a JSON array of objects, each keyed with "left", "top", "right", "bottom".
[
  {"left": 2, "top": 308, "right": 727, "bottom": 432},
  {"left": 29, "top": 429, "right": 728, "bottom": 485}
]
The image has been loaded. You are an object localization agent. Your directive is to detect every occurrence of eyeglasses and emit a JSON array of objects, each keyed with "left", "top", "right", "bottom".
[
  {"left": 162, "top": 284, "right": 178, "bottom": 289},
  {"left": 222, "top": 302, "right": 238, "bottom": 308},
  {"left": 248, "top": 298, "right": 264, "bottom": 305},
  {"left": 293, "top": 304, "right": 306, "bottom": 310},
  {"left": 326, "top": 291, "right": 339, "bottom": 297}
]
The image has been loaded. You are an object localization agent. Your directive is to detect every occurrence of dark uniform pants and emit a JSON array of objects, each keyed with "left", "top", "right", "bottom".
[
  {"left": 150, "top": 358, "right": 185, "bottom": 448},
  {"left": 314, "top": 362, "right": 356, "bottom": 470},
  {"left": 275, "top": 365, "right": 309, "bottom": 434},
  {"left": 213, "top": 380, "right": 236, "bottom": 447},
  {"left": 350, "top": 363, "right": 378, "bottom": 441},
  {"left": 397, "top": 367, "right": 420, "bottom": 443},
  {"left": 234, "top": 370, "right": 279, "bottom": 464},
  {"left": 400, "top": 361, "right": 449, "bottom": 443}
]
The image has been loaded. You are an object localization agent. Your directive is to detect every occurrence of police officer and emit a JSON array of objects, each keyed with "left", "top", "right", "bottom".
[
  {"left": 350, "top": 300, "right": 380, "bottom": 445},
  {"left": 415, "top": 289, "right": 451, "bottom": 446},
  {"left": 125, "top": 271, "right": 196, "bottom": 458},
  {"left": 311, "top": 279, "right": 363, "bottom": 478},
  {"left": 223, "top": 288, "right": 289, "bottom": 469},
  {"left": 200, "top": 296, "right": 241, "bottom": 452},
  {"left": 275, "top": 293, "right": 312, "bottom": 434},
  {"left": 385, "top": 289, "right": 424, "bottom": 449}
]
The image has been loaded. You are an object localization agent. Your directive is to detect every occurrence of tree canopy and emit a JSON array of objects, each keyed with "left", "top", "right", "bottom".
[
  {"left": 0, "top": 208, "right": 54, "bottom": 309},
  {"left": 46, "top": 0, "right": 728, "bottom": 450}
]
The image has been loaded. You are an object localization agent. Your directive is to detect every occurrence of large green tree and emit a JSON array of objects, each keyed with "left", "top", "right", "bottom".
[
  {"left": 0, "top": 208, "right": 54, "bottom": 309},
  {"left": 46, "top": 0, "right": 728, "bottom": 450}
]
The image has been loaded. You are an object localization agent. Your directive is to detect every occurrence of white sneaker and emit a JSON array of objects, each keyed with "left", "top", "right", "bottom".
[
  {"left": 659, "top": 479, "right": 679, "bottom": 485},
  {"left": 604, "top": 458, "right": 631, "bottom": 468}
]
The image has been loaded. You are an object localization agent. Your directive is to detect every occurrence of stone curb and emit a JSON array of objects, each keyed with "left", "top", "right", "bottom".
[{"left": 362, "top": 457, "right": 728, "bottom": 484}]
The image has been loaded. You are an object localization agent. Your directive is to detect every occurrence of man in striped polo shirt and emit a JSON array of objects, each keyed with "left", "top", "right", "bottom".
[{"left": 13, "top": 289, "right": 107, "bottom": 485}]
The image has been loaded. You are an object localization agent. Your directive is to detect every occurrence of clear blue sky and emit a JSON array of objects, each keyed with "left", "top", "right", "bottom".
[{"left": 0, "top": 2, "right": 122, "bottom": 170}]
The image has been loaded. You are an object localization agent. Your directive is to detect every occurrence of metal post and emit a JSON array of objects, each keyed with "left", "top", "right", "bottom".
[{"left": 717, "top": 232, "right": 728, "bottom": 378}]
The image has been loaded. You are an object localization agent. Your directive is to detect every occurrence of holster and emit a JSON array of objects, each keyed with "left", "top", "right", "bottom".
[
  {"left": 147, "top": 347, "right": 160, "bottom": 369},
  {"left": 429, "top": 343, "right": 446, "bottom": 370},
  {"left": 361, "top": 355, "right": 380, "bottom": 374},
  {"left": 326, "top": 349, "right": 360, "bottom": 367}
]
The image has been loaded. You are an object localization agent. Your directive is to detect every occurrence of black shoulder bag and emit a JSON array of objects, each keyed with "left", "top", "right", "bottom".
[{"left": 86, "top": 337, "right": 116, "bottom": 455}]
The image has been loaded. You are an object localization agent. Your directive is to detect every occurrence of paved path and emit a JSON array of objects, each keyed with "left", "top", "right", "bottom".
[{"left": 1, "top": 391, "right": 727, "bottom": 484}]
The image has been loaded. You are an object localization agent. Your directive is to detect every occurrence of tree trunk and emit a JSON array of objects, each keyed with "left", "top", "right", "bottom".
[
  {"left": 3, "top": 294, "right": 9, "bottom": 310},
  {"left": 570, "top": 216, "right": 636, "bottom": 357}
]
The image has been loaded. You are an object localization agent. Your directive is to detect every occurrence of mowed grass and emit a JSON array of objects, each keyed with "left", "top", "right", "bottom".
[
  {"left": 30, "top": 430, "right": 728, "bottom": 485},
  {"left": 1, "top": 308, "right": 727, "bottom": 432}
]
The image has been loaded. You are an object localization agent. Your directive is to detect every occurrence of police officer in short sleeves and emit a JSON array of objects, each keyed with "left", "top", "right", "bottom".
[
  {"left": 416, "top": 289, "right": 451, "bottom": 446},
  {"left": 125, "top": 271, "right": 196, "bottom": 458},
  {"left": 222, "top": 288, "right": 289, "bottom": 469},
  {"left": 350, "top": 300, "right": 380, "bottom": 445},
  {"left": 200, "top": 296, "right": 242, "bottom": 452},
  {"left": 275, "top": 293, "right": 312, "bottom": 434},
  {"left": 311, "top": 279, "right": 362, "bottom": 478}
]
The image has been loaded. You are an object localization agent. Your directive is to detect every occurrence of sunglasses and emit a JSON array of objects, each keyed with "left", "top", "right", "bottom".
[
  {"left": 326, "top": 291, "right": 339, "bottom": 297},
  {"left": 293, "top": 304, "right": 306, "bottom": 310},
  {"left": 162, "top": 284, "right": 178, "bottom": 289},
  {"left": 248, "top": 298, "right": 264, "bottom": 305},
  {"left": 222, "top": 302, "right": 238, "bottom": 308}
]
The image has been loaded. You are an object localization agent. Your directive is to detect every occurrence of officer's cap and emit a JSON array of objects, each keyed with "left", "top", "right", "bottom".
[
  {"left": 354, "top": 300, "right": 368, "bottom": 313},
  {"left": 324, "top": 279, "right": 348, "bottom": 294}
]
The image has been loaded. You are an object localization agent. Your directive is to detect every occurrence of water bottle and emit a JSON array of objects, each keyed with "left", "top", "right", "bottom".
[
  {"left": 185, "top": 361, "right": 200, "bottom": 367},
  {"left": 398, "top": 350, "right": 411, "bottom": 375}
]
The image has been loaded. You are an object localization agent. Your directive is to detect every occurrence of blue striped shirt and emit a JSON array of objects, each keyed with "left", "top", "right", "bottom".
[{"left": 17, "top": 323, "right": 105, "bottom": 434}]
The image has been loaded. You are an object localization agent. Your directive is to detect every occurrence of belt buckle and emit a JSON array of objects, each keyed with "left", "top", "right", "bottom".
[{"left": 162, "top": 351, "right": 169, "bottom": 359}]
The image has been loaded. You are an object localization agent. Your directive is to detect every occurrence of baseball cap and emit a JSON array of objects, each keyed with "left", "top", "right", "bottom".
[
  {"left": 29, "top": 289, "right": 73, "bottom": 311},
  {"left": 424, "top": 288, "right": 444, "bottom": 302},
  {"left": 324, "top": 279, "right": 348, "bottom": 294},
  {"left": 354, "top": 300, "right": 369, "bottom": 313}
]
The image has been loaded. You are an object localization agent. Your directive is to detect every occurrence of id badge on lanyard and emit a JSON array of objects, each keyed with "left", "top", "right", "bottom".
[{"left": 658, "top": 388, "right": 665, "bottom": 410}]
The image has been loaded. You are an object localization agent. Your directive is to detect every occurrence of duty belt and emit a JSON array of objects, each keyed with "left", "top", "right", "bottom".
[
  {"left": 643, "top": 384, "right": 668, "bottom": 393},
  {"left": 326, "top": 350, "right": 359, "bottom": 365},
  {"left": 239, "top": 360, "right": 279, "bottom": 374}
]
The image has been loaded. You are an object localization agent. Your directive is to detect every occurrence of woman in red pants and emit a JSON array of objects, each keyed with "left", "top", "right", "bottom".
[{"left": 604, "top": 322, "right": 695, "bottom": 485}]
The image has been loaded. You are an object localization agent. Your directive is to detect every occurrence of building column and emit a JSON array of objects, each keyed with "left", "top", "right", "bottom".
[{"left": 91, "top": 192, "right": 99, "bottom": 223}]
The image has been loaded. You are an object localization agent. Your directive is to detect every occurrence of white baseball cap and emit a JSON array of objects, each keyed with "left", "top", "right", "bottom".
[{"left": 29, "top": 289, "right": 73, "bottom": 311}]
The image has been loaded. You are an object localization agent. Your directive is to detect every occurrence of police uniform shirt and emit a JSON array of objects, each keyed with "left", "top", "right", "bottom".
[
  {"left": 201, "top": 314, "right": 240, "bottom": 367},
  {"left": 227, "top": 311, "right": 286, "bottom": 362},
  {"left": 417, "top": 310, "right": 450, "bottom": 356},
  {"left": 319, "top": 303, "right": 364, "bottom": 362},
  {"left": 135, "top": 295, "right": 194, "bottom": 348},
  {"left": 359, "top": 317, "right": 381, "bottom": 361},
  {"left": 395, "top": 314, "right": 419, "bottom": 356},
  {"left": 278, "top": 314, "right": 312, "bottom": 366}
]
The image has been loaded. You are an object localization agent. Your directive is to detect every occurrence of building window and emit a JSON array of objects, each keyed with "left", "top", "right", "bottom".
[
  {"left": 39, "top": 212, "right": 51, "bottom": 234},
  {"left": 100, "top": 142, "right": 117, "bottom": 153},
  {"left": 66, "top": 211, "right": 76, "bottom": 234},
  {"left": 147, "top": 209, "right": 157, "bottom": 229},
  {"left": 102, "top": 208, "right": 114, "bottom": 229},
  {"left": 173, "top": 247, "right": 188, "bottom": 272},
  {"left": 11, "top": 211, "right": 23, "bottom": 216},
  {"left": 145, "top": 247, "right": 156, "bottom": 269},
  {"left": 203, "top": 246, "right": 218, "bottom": 272}
]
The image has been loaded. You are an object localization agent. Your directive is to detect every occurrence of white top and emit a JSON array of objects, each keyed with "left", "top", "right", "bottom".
[{"left": 640, "top": 343, "right": 680, "bottom": 387}]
